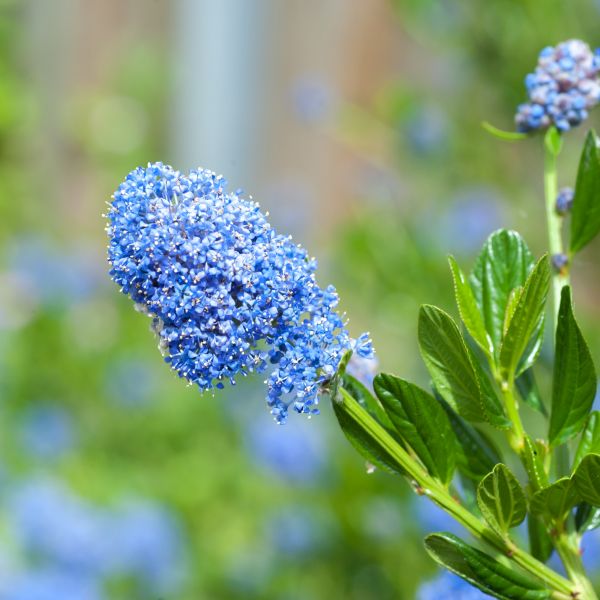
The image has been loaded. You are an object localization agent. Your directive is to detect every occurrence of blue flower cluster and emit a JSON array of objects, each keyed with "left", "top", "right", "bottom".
[
  {"left": 555, "top": 186, "right": 574, "bottom": 215},
  {"left": 107, "top": 163, "right": 372, "bottom": 422},
  {"left": 516, "top": 40, "right": 600, "bottom": 132}
]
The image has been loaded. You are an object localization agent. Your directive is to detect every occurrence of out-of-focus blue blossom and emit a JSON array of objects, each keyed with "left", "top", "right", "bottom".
[
  {"left": 516, "top": 40, "right": 600, "bottom": 133},
  {"left": 19, "top": 404, "right": 76, "bottom": 461},
  {"left": 7, "top": 477, "right": 188, "bottom": 595},
  {"left": 581, "top": 529, "right": 600, "bottom": 573},
  {"left": 418, "top": 570, "right": 490, "bottom": 599},
  {"left": 431, "top": 186, "right": 504, "bottom": 255},
  {"left": 107, "top": 163, "right": 372, "bottom": 422},
  {"left": 3, "top": 569, "right": 102, "bottom": 600},
  {"left": 6, "top": 237, "right": 104, "bottom": 310},
  {"left": 404, "top": 105, "right": 449, "bottom": 156},
  {"left": 555, "top": 187, "right": 574, "bottom": 215},
  {"left": 346, "top": 354, "right": 378, "bottom": 389},
  {"left": 245, "top": 410, "right": 329, "bottom": 484},
  {"left": 551, "top": 253, "right": 569, "bottom": 274},
  {"left": 265, "top": 506, "right": 327, "bottom": 556},
  {"left": 291, "top": 77, "right": 335, "bottom": 124},
  {"left": 108, "top": 499, "right": 187, "bottom": 593},
  {"left": 104, "top": 358, "right": 159, "bottom": 407},
  {"left": 9, "top": 479, "right": 111, "bottom": 576},
  {"left": 414, "top": 499, "right": 466, "bottom": 537}
]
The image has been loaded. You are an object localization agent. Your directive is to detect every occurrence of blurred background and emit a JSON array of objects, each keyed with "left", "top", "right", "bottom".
[{"left": 1, "top": 0, "right": 600, "bottom": 598}]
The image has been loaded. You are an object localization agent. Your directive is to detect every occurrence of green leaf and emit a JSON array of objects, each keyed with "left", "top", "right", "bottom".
[
  {"left": 499, "top": 255, "right": 549, "bottom": 380},
  {"left": 332, "top": 388, "right": 404, "bottom": 476},
  {"left": 570, "top": 130, "right": 600, "bottom": 254},
  {"left": 520, "top": 435, "right": 549, "bottom": 493},
  {"left": 481, "top": 121, "right": 528, "bottom": 141},
  {"left": 477, "top": 464, "right": 527, "bottom": 536},
  {"left": 574, "top": 412, "right": 600, "bottom": 471},
  {"left": 374, "top": 374, "right": 455, "bottom": 484},
  {"left": 544, "top": 126, "right": 563, "bottom": 157},
  {"left": 528, "top": 515, "right": 554, "bottom": 563},
  {"left": 572, "top": 453, "right": 600, "bottom": 506},
  {"left": 548, "top": 287, "right": 597, "bottom": 447},
  {"left": 342, "top": 374, "right": 396, "bottom": 434},
  {"left": 437, "top": 396, "right": 502, "bottom": 482},
  {"left": 448, "top": 256, "right": 493, "bottom": 358},
  {"left": 424, "top": 533, "right": 553, "bottom": 600},
  {"left": 516, "top": 369, "right": 547, "bottom": 416},
  {"left": 575, "top": 502, "right": 600, "bottom": 533},
  {"left": 530, "top": 478, "right": 580, "bottom": 522},
  {"left": 418, "top": 305, "right": 508, "bottom": 428},
  {"left": 502, "top": 286, "right": 522, "bottom": 337},
  {"left": 470, "top": 230, "right": 535, "bottom": 358}
]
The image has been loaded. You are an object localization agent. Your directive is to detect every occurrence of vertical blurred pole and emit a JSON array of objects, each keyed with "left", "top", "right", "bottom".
[{"left": 170, "top": 0, "right": 269, "bottom": 190}]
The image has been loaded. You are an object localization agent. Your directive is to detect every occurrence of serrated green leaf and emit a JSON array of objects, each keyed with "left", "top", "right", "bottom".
[
  {"left": 424, "top": 533, "right": 553, "bottom": 600},
  {"left": 549, "top": 287, "right": 597, "bottom": 447},
  {"left": 575, "top": 502, "right": 600, "bottom": 533},
  {"left": 528, "top": 515, "right": 554, "bottom": 563},
  {"left": 437, "top": 396, "right": 502, "bottom": 482},
  {"left": 570, "top": 130, "right": 600, "bottom": 254},
  {"left": 477, "top": 464, "right": 526, "bottom": 536},
  {"left": 574, "top": 412, "right": 600, "bottom": 471},
  {"left": 572, "top": 453, "right": 600, "bottom": 507},
  {"left": 530, "top": 478, "right": 580, "bottom": 523},
  {"left": 448, "top": 256, "right": 493, "bottom": 358},
  {"left": 520, "top": 435, "right": 549, "bottom": 493},
  {"left": 516, "top": 369, "right": 547, "bottom": 416},
  {"left": 503, "top": 287, "right": 522, "bottom": 337},
  {"left": 470, "top": 230, "right": 535, "bottom": 359},
  {"left": 418, "top": 305, "right": 508, "bottom": 428},
  {"left": 499, "top": 255, "right": 549, "bottom": 380},
  {"left": 374, "top": 374, "right": 455, "bottom": 484},
  {"left": 544, "top": 126, "right": 563, "bottom": 156},
  {"left": 332, "top": 388, "right": 404, "bottom": 476},
  {"left": 481, "top": 121, "right": 528, "bottom": 141}
]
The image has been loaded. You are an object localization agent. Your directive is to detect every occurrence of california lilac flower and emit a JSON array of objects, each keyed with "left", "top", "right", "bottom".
[
  {"left": 516, "top": 40, "right": 600, "bottom": 132},
  {"left": 555, "top": 187, "right": 574, "bottom": 215},
  {"left": 418, "top": 571, "right": 490, "bottom": 599},
  {"left": 3, "top": 569, "right": 102, "bottom": 600},
  {"left": 107, "top": 163, "right": 372, "bottom": 422}
]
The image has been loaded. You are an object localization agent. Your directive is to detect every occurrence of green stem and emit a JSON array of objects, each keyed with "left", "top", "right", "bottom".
[
  {"left": 543, "top": 135, "right": 569, "bottom": 329},
  {"left": 501, "top": 379, "right": 526, "bottom": 452},
  {"left": 335, "top": 390, "right": 576, "bottom": 597},
  {"left": 554, "top": 531, "right": 598, "bottom": 599}
]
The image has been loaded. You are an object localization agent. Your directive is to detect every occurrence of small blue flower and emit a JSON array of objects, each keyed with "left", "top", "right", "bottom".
[
  {"left": 516, "top": 40, "right": 600, "bottom": 133},
  {"left": 107, "top": 163, "right": 373, "bottom": 422},
  {"left": 555, "top": 187, "right": 574, "bottom": 215}
]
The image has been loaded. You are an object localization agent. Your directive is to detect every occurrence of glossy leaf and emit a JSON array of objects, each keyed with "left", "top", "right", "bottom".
[
  {"left": 499, "top": 255, "right": 549, "bottom": 380},
  {"left": 530, "top": 478, "right": 580, "bottom": 522},
  {"left": 342, "top": 374, "right": 396, "bottom": 434},
  {"left": 448, "top": 256, "right": 493, "bottom": 358},
  {"left": 477, "top": 464, "right": 526, "bottom": 536},
  {"left": 572, "top": 453, "right": 600, "bottom": 507},
  {"left": 516, "top": 369, "right": 546, "bottom": 416},
  {"left": 469, "top": 230, "right": 535, "bottom": 357},
  {"left": 425, "top": 533, "right": 552, "bottom": 600},
  {"left": 574, "top": 412, "right": 600, "bottom": 471},
  {"left": 437, "top": 396, "right": 502, "bottom": 482},
  {"left": 418, "top": 305, "right": 508, "bottom": 427},
  {"left": 528, "top": 515, "right": 554, "bottom": 563},
  {"left": 374, "top": 374, "right": 455, "bottom": 484},
  {"left": 570, "top": 130, "right": 600, "bottom": 254},
  {"left": 575, "top": 502, "right": 600, "bottom": 533},
  {"left": 332, "top": 388, "right": 404, "bottom": 476},
  {"left": 549, "top": 287, "right": 597, "bottom": 447}
]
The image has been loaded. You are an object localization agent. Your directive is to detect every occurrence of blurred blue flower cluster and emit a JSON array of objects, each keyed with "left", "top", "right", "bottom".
[
  {"left": 0, "top": 477, "right": 187, "bottom": 599},
  {"left": 417, "top": 570, "right": 489, "bottom": 599},
  {"left": 516, "top": 39, "right": 600, "bottom": 132},
  {"left": 107, "top": 163, "right": 372, "bottom": 423}
]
